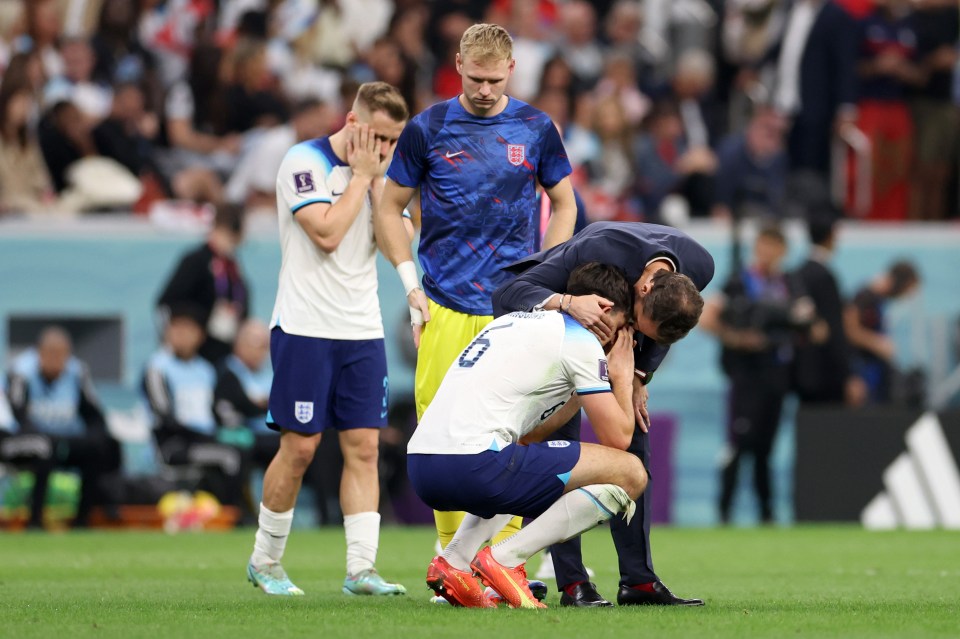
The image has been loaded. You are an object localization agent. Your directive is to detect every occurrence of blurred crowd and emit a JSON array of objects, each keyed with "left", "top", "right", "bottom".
[{"left": 0, "top": 0, "right": 957, "bottom": 223}]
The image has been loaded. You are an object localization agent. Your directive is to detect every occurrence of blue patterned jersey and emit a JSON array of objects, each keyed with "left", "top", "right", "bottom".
[{"left": 387, "top": 97, "right": 572, "bottom": 315}]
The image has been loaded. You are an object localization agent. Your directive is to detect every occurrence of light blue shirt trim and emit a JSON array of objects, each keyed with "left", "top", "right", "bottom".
[
  {"left": 291, "top": 198, "right": 331, "bottom": 213},
  {"left": 556, "top": 470, "right": 572, "bottom": 485}
]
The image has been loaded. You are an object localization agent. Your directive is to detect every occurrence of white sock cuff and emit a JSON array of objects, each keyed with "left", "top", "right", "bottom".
[
  {"left": 579, "top": 484, "right": 636, "bottom": 524},
  {"left": 258, "top": 503, "right": 294, "bottom": 535},
  {"left": 343, "top": 512, "right": 381, "bottom": 527}
]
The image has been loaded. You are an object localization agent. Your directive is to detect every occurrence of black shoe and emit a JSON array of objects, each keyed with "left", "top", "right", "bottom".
[
  {"left": 617, "top": 581, "right": 705, "bottom": 606},
  {"left": 560, "top": 582, "right": 613, "bottom": 607}
]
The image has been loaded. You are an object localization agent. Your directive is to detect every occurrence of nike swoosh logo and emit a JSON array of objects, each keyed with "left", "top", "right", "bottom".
[
  {"left": 445, "top": 150, "right": 465, "bottom": 159},
  {"left": 332, "top": 190, "right": 344, "bottom": 196},
  {"left": 498, "top": 565, "right": 535, "bottom": 607}
]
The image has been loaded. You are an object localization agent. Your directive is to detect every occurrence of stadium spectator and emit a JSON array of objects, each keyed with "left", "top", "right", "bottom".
[
  {"left": 494, "top": 221, "right": 712, "bottom": 607},
  {"left": 246, "top": 82, "right": 409, "bottom": 598},
  {"left": 4, "top": 326, "right": 121, "bottom": 529},
  {"left": 43, "top": 37, "right": 113, "bottom": 124},
  {"left": 376, "top": 24, "right": 577, "bottom": 596},
  {"left": 603, "top": 0, "right": 658, "bottom": 92},
  {"left": 700, "top": 225, "right": 816, "bottom": 524},
  {"left": 0, "top": 84, "right": 57, "bottom": 214},
  {"left": 91, "top": 0, "right": 159, "bottom": 106},
  {"left": 143, "top": 302, "right": 246, "bottom": 513},
  {"left": 357, "top": 36, "right": 418, "bottom": 114},
  {"left": 712, "top": 105, "right": 789, "bottom": 220},
  {"left": 38, "top": 99, "right": 97, "bottom": 194},
  {"left": 92, "top": 82, "right": 162, "bottom": 182},
  {"left": 633, "top": 100, "right": 718, "bottom": 220},
  {"left": 909, "top": 0, "right": 959, "bottom": 220},
  {"left": 225, "top": 98, "right": 333, "bottom": 211},
  {"left": 138, "top": 0, "right": 216, "bottom": 87},
  {"left": 582, "top": 95, "right": 638, "bottom": 220},
  {"left": 854, "top": 0, "right": 921, "bottom": 220},
  {"left": 411, "top": 263, "right": 645, "bottom": 609},
  {"left": 0, "top": 375, "right": 14, "bottom": 433},
  {"left": 791, "top": 211, "right": 867, "bottom": 405},
  {"left": 24, "top": 0, "right": 64, "bottom": 80},
  {"left": 157, "top": 203, "right": 250, "bottom": 365},
  {"left": 223, "top": 38, "right": 288, "bottom": 135},
  {"left": 768, "top": 0, "right": 858, "bottom": 181},
  {"left": 556, "top": 1, "right": 605, "bottom": 91},
  {"left": 155, "top": 43, "right": 238, "bottom": 204},
  {"left": 845, "top": 260, "right": 921, "bottom": 403}
]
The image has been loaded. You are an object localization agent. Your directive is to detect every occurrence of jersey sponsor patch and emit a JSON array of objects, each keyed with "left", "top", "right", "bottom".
[
  {"left": 507, "top": 143, "right": 525, "bottom": 166},
  {"left": 294, "top": 401, "right": 314, "bottom": 423},
  {"left": 548, "top": 440, "right": 571, "bottom": 448},
  {"left": 293, "top": 171, "right": 315, "bottom": 194},
  {"left": 598, "top": 359, "right": 609, "bottom": 382}
]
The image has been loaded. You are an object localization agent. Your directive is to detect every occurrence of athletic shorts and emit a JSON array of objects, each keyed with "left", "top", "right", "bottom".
[
  {"left": 266, "top": 327, "right": 388, "bottom": 434},
  {"left": 415, "top": 299, "right": 492, "bottom": 419},
  {"left": 407, "top": 441, "right": 581, "bottom": 519}
]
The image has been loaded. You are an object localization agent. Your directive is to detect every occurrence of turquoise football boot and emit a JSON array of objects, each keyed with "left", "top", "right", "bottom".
[
  {"left": 342, "top": 568, "right": 407, "bottom": 596},
  {"left": 247, "top": 561, "right": 305, "bottom": 596}
]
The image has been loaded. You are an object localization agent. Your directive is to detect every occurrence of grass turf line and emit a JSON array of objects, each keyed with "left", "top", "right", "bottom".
[{"left": 2, "top": 526, "right": 958, "bottom": 639}]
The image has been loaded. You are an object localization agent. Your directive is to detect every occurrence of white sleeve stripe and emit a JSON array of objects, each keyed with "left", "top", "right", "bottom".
[{"left": 146, "top": 369, "right": 170, "bottom": 414}]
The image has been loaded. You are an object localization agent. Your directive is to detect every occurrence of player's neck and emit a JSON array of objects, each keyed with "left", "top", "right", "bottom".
[
  {"left": 458, "top": 94, "right": 509, "bottom": 118},
  {"left": 328, "top": 128, "right": 349, "bottom": 164}
]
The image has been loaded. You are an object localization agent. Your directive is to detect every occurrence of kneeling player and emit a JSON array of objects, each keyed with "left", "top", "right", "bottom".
[{"left": 407, "top": 263, "right": 648, "bottom": 609}]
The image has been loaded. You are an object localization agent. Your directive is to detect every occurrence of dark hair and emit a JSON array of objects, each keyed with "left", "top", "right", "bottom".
[
  {"left": 214, "top": 202, "right": 245, "bottom": 235},
  {"left": 806, "top": 207, "right": 838, "bottom": 247},
  {"left": 641, "top": 270, "right": 704, "bottom": 345},
  {"left": 166, "top": 301, "right": 207, "bottom": 328},
  {"left": 756, "top": 222, "right": 786, "bottom": 245},
  {"left": 566, "top": 262, "right": 633, "bottom": 315},
  {"left": 889, "top": 260, "right": 919, "bottom": 297}
]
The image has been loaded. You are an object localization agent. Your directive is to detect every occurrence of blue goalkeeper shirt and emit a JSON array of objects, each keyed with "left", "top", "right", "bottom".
[{"left": 387, "top": 96, "right": 572, "bottom": 315}]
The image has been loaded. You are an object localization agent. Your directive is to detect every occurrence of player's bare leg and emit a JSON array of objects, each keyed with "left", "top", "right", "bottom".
[
  {"left": 339, "top": 427, "right": 406, "bottom": 596},
  {"left": 248, "top": 431, "right": 321, "bottom": 596}
]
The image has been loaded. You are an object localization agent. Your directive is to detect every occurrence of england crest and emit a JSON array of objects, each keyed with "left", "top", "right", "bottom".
[
  {"left": 294, "top": 401, "right": 314, "bottom": 424},
  {"left": 507, "top": 144, "right": 526, "bottom": 166}
]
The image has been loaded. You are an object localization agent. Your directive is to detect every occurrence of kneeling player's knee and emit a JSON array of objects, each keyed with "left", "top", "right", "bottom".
[{"left": 622, "top": 456, "right": 647, "bottom": 500}]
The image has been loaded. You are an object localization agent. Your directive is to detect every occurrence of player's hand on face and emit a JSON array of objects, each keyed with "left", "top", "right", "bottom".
[
  {"left": 567, "top": 294, "right": 616, "bottom": 342},
  {"left": 376, "top": 139, "right": 398, "bottom": 177},
  {"left": 633, "top": 382, "right": 650, "bottom": 433},
  {"left": 407, "top": 288, "right": 431, "bottom": 349},
  {"left": 347, "top": 122, "right": 381, "bottom": 180},
  {"left": 606, "top": 326, "right": 635, "bottom": 385}
]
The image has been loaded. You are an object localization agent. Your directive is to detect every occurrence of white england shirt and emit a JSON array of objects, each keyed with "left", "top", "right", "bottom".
[
  {"left": 270, "top": 136, "right": 383, "bottom": 339},
  {"left": 408, "top": 311, "right": 612, "bottom": 455}
]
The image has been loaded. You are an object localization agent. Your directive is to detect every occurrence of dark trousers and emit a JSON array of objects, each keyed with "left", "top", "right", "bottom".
[
  {"left": 546, "top": 412, "right": 658, "bottom": 590},
  {"left": 0, "top": 430, "right": 121, "bottom": 526},
  {"left": 155, "top": 426, "right": 245, "bottom": 510},
  {"left": 719, "top": 368, "right": 788, "bottom": 523}
]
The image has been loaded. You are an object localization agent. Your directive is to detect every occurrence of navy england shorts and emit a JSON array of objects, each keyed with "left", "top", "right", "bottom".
[
  {"left": 267, "top": 327, "right": 388, "bottom": 434},
  {"left": 407, "top": 441, "right": 581, "bottom": 519}
]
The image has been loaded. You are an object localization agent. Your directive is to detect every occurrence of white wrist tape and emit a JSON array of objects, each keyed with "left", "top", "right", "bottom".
[
  {"left": 397, "top": 260, "right": 420, "bottom": 296},
  {"left": 409, "top": 305, "right": 424, "bottom": 326}
]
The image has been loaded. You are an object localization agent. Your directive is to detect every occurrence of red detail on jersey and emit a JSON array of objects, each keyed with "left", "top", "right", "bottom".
[
  {"left": 465, "top": 240, "right": 481, "bottom": 256},
  {"left": 473, "top": 282, "right": 486, "bottom": 291},
  {"left": 507, "top": 144, "right": 526, "bottom": 166}
]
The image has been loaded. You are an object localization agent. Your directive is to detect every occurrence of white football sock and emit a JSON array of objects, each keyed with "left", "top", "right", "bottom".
[
  {"left": 251, "top": 503, "right": 294, "bottom": 566},
  {"left": 491, "top": 486, "right": 633, "bottom": 568},
  {"left": 442, "top": 513, "right": 513, "bottom": 571},
  {"left": 344, "top": 512, "right": 380, "bottom": 576}
]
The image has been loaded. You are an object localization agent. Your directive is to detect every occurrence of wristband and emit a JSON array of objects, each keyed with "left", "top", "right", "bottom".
[
  {"left": 397, "top": 260, "right": 420, "bottom": 296},
  {"left": 409, "top": 305, "right": 424, "bottom": 326},
  {"left": 562, "top": 294, "right": 572, "bottom": 313},
  {"left": 634, "top": 369, "right": 654, "bottom": 386}
]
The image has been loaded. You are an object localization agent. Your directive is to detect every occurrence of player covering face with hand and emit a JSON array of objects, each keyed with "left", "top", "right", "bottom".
[{"left": 406, "top": 263, "right": 648, "bottom": 608}]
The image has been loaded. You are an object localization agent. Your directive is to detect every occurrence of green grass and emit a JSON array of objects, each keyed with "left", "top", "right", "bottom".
[{"left": 2, "top": 526, "right": 958, "bottom": 639}]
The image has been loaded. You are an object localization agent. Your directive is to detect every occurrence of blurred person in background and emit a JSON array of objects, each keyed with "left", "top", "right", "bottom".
[
  {"left": 1, "top": 49, "right": 47, "bottom": 122},
  {"left": 909, "top": 0, "right": 959, "bottom": 220},
  {"left": 791, "top": 210, "right": 867, "bottom": 406},
  {"left": 711, "top": 104, "right": 789, "bottom": 220},
  {"left": 157, "top": 203, "right": 250, "bottom": 365},
  {"left": 44, "top": 37, "right": 113, "bottom": 124},
  {"left": 24, "top": 0, "right": 64, "bottom": 80},
  {"left": 143, "top": 302, "right": 246, "bottom": 514},
  {"left": 0, "top": 83, "right": 57, "bottom": 213},
  {"left": 223, "top": 37, "right": 288, "bottom": 135},
  {"left": 854, "top": 0, "right": 921, "bottom": 220},
  {"left": 91, "top": 0, "right": 159, "bottom": 106},
  {"left": 633, "top": 99, "right": 717, "bottom": 220},
  {"left": 845, "top": 260, "right": 921, "bottom": 403},
  {"left": 92, "top": 82, "right": 162, "bottom": 185},
  {"left": 768, "top": 0, "right": 858, "bottom": 182},
  {"left": 139, "top": 0, "right": 215, "bottom": 87},
  {"left": 582, "top": 94, "right": 638, "bottom": 221},
  {"left": 156, "top": 43, "right": 239, "bottom": 204},
  {"left": 556, "top": 0, "right": 605, "bottom": 91},
  {"left": 4, "top": 326, "right": 121, "bottom": 529},
  {"left": 668, "top": 48, "right": 721, "bottom": 148},
  {"left": 225, "top": 97, "right": 333, "bottom": 212},
  {"left": 38, "top": 99, "right": 97, "bottom": 194},
  {"left": 701, "top": 225, "right": 820, "bottom": 524}
]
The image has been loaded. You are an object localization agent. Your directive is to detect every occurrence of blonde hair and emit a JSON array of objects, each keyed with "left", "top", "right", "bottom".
[
  {"left": 459, "top": 23, "right": 513, "bottom": 63},
  {"left": 354, "top": 81, "right": 409, "bottom": 123}
]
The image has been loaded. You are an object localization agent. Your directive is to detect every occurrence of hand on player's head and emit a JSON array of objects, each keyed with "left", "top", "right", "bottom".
[{"left": 346, "top": 122, "right": 382, "bottom": 180}]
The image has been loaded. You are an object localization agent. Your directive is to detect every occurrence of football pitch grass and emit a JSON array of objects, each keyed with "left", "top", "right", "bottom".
[{"left": 3, "top": 525, "right": 958, "bottom": 639}]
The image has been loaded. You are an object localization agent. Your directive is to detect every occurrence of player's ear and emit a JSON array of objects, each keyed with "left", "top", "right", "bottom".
[{"left": 455, "top": 52, "right": 462, "bottom": 73}]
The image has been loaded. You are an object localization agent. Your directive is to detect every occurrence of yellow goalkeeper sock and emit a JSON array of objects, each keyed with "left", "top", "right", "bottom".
[{"left": 434, "top": 510, "right": 523, "bottom": 549}]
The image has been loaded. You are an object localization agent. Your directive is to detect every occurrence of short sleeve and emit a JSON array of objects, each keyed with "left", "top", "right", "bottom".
[
  {"left": 386, "top": 116, "right": 428, "bottom": 187},
  {"left": 276, "top": 144, "right": 334, "bottom": 214},
  {"left": 536, "top": 120, "right": 573, "bottom": 188},
  {"left": 560, "top": 321, "right": 611, "bottom": 395},
  {"left": 165, "top": 82, "right": 194, "bottom": 121}
]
